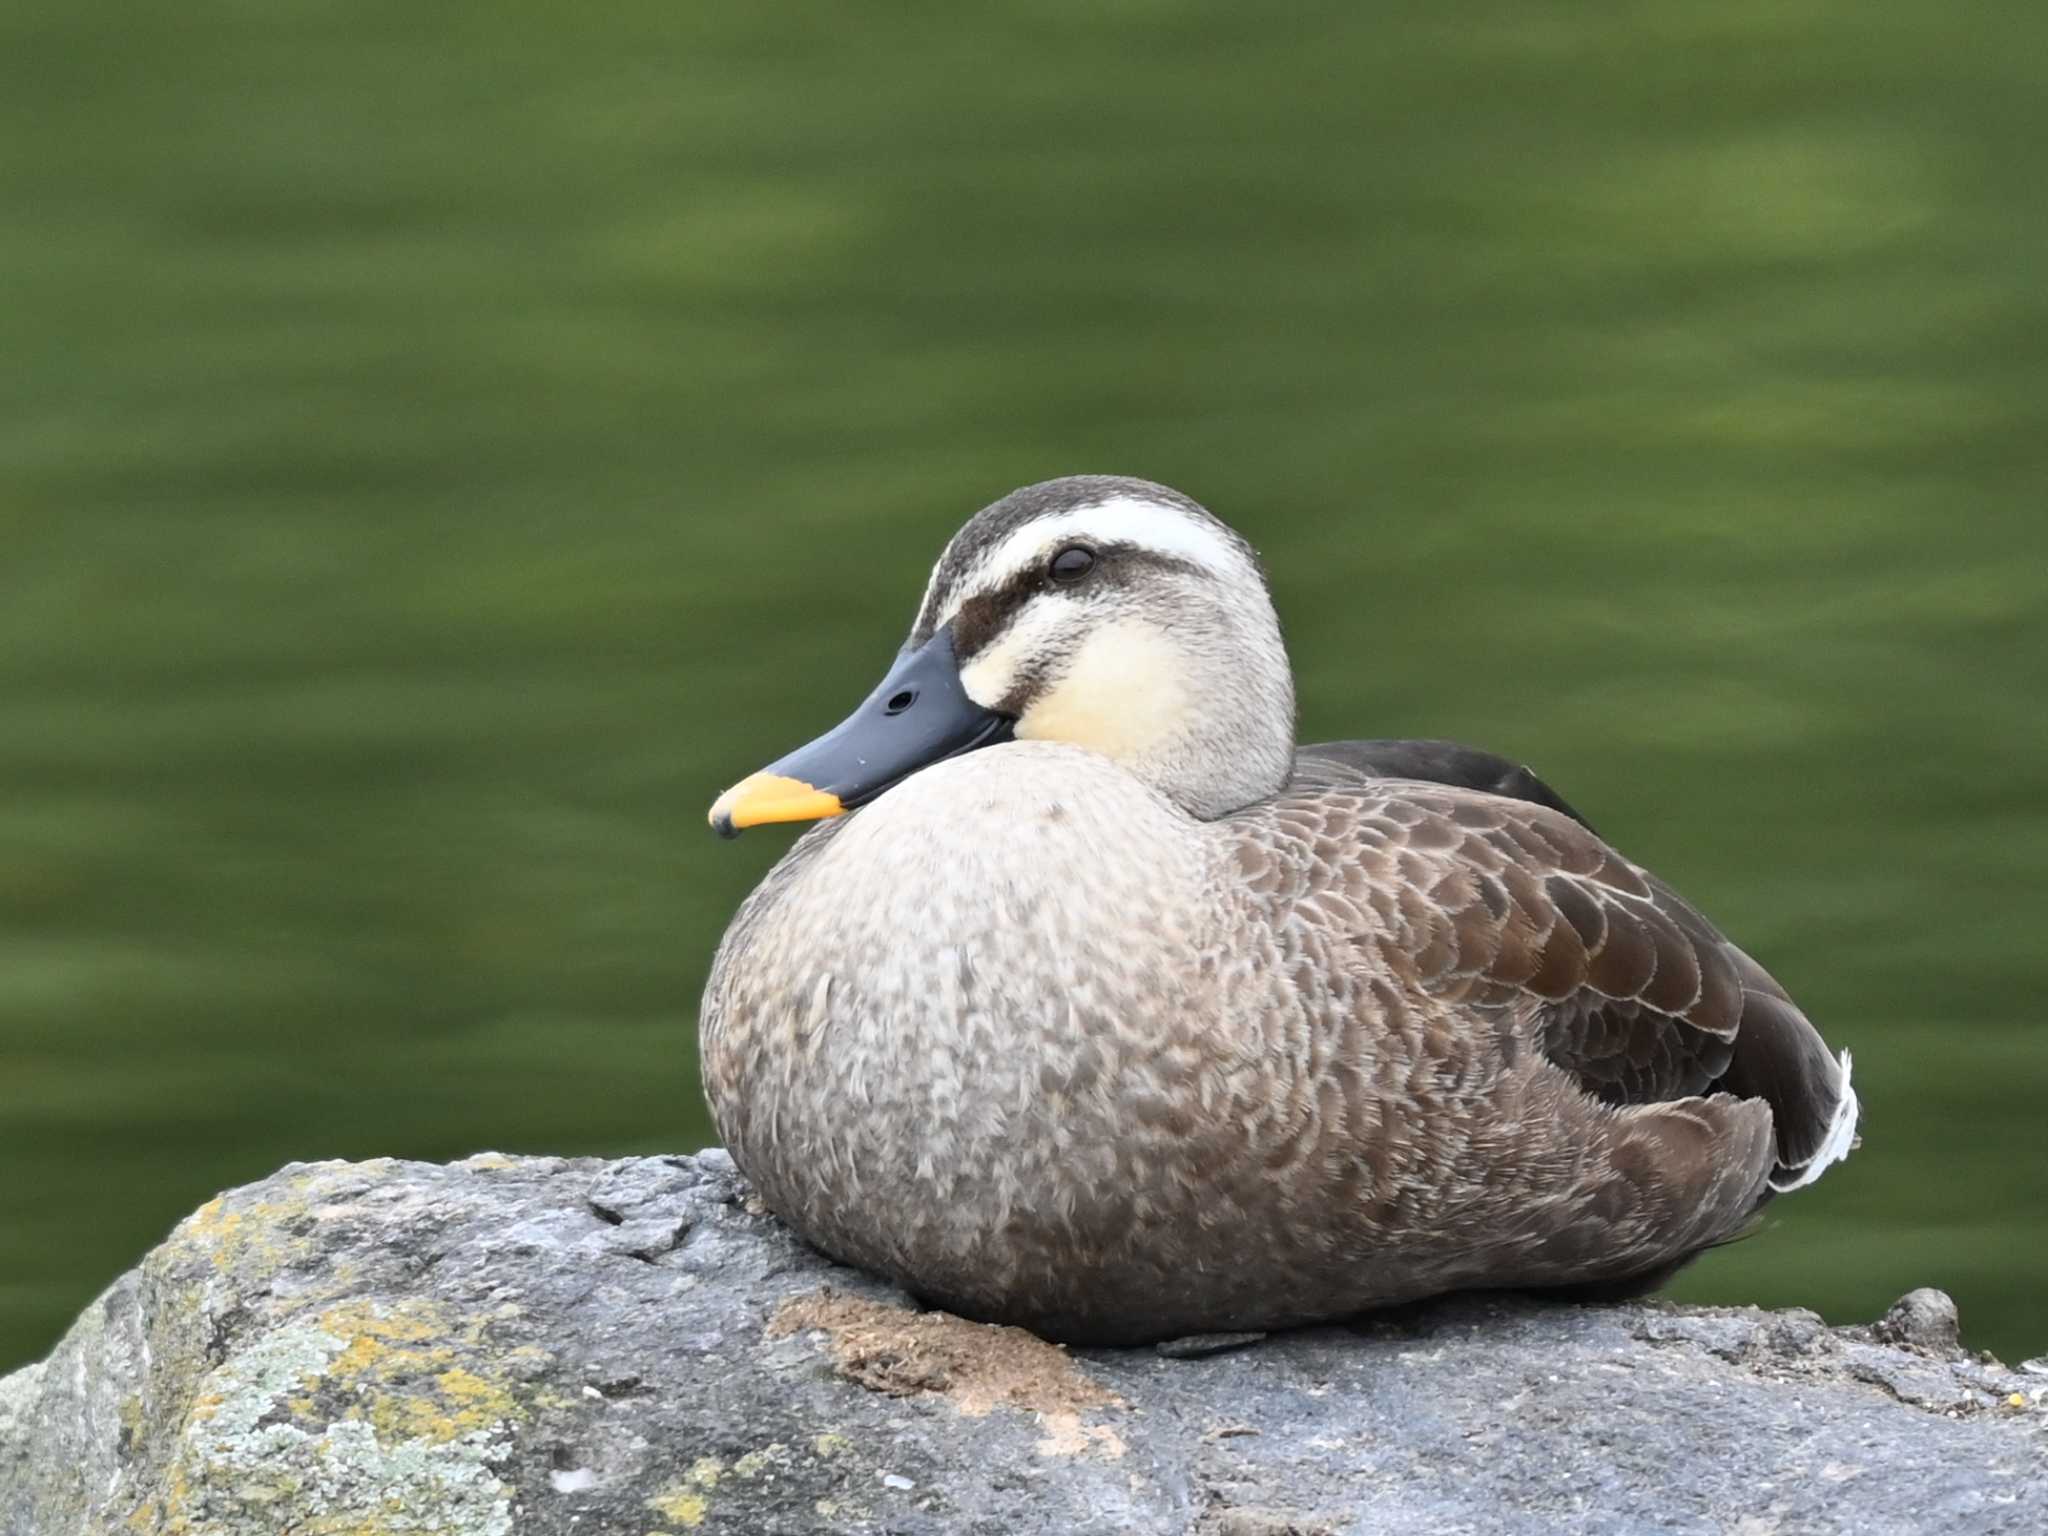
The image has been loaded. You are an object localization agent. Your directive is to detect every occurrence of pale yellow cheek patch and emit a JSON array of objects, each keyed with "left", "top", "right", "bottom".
[{"left": 1009, "top": 620, "right": 1189, "bottom": 763}]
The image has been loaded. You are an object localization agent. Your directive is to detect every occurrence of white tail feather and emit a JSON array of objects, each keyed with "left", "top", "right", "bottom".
[{"left": 1768, "top": 1048, "right": 1859, "bottom": 1194}]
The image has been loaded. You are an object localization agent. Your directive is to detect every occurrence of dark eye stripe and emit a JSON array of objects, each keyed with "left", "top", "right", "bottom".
[{"left": 942, "top": 543, "right": 1210, "bottom": 658}]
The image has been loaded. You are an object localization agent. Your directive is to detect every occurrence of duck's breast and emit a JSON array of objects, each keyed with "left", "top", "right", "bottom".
[{"left": 699, "top": 741, "right": 1230, "bottom": 1291}]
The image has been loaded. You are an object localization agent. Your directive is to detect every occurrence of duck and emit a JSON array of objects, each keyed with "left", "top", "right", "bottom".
[{"left": 700, "top": 474, "right": 1858, "bottom": 1346}]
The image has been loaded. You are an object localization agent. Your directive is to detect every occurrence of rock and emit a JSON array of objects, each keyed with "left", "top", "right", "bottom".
[
  {"left": 0, "top": 1153, "right": 2041, "bottom": 1535},
  {"left": 1877, "top": 1287, "right": 1965, "bottom": 1354},
  {"left": 1156, "top": 1331, "right": 1269, "bottom": 1360}
]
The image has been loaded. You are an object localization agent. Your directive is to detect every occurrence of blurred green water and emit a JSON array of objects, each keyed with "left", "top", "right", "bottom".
[{"left": 2, "top": 1, "right": 2044, "bottom": 1372}]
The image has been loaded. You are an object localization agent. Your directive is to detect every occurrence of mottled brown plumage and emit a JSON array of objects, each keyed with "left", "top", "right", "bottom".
[{"left": 701, "top": 477, "right": 1857, "bottom": 1344}]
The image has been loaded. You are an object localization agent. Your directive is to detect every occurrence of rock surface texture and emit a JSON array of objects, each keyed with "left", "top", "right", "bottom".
[{"left": 1, "top": 1152, "right": 2042, "bottom": 1535}]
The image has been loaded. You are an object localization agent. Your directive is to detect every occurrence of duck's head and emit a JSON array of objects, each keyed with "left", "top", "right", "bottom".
[{"left": 709, "top": 475, "right": 1297, "bottom": 835}]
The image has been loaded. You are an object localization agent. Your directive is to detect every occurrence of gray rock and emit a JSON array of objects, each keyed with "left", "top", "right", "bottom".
[
  {"left": 1877, "top": 1286, "right": 1966, "bottom": 1354},
  {"left": 0, "top": 1152, "right": 2041, "bottom": 1535}
]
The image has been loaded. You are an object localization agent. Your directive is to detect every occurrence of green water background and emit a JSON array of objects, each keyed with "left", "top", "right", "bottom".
[{"left": 3, "top": 2, "right": 2044, "bottom": 1371}]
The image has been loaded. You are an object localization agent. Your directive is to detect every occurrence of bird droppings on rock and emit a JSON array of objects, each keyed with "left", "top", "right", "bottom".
[
  {"left": 767, "top": 1286, "right": 1124, "bottom": 1423},
  {"left": 3, "top": 1153, "right": 2045, "bottom": 1535},
  {"left": 1033, "top": 1409, "right": 1129, "bottom": 1461}
]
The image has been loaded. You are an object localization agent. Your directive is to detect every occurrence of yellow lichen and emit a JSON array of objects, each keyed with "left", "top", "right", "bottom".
[
  {"left": 685, "top": 1456, "right": 724, "bottom": 1488},
  {"left": 732, "top": 1444, "right": 784, "bottom": 1478},
  {"left": 178, "top": 1194, "right": 309, "bottom": 1279},
  {"left": 148, "top": 1461, "right": 197, "bottom": 1536},
  {"left": 437, "top": 1366, "right": 508, "bottom": 1408},
  {"left": 136, "top": 1174, "right": 531, "bottom": 1536},
  {"left": 309, "top": 1299, "right": 525, "bottom": 1445},
  {"left": 188, "top": 1205, "right": 244, "bottom": 1267},
  {"left": 185, "top": 1390, "right": 225, "bottom": 1425},
  {"left": 647, "top": 1487, "right": 708, "bottom": 1527},
  {"left": 365, "top": 1368, "right": 520, "bottom": 1446},
  {"left": 319, "top": 1301, "right": 437, "bottom": 1356},
  {"left": 814, "top": 1432, "right": 851, "bottom": 1457}
]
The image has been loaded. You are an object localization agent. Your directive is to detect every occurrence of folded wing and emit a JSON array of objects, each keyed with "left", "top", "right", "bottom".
[{"left": 1295, "top": 760, "right": 1858, "bottom": 1197}]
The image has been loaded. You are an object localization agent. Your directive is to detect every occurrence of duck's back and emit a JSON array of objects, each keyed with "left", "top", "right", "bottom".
[{"left": 1292, "top": 737, "right": 1597, "bottom": 829}]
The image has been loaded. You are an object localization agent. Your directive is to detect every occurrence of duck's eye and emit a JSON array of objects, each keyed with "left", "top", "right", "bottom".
[{"left": 1048, "top": 545, "right": 1096, "bottom": 582}]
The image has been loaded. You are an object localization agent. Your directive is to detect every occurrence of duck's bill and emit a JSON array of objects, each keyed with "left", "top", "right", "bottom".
[{"left": 708, "top": 624, "right": 1015, "bottom": 838}]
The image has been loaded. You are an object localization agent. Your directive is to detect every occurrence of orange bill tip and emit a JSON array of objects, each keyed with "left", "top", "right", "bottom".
[{"left": 709, "top": 772, "right": 845, "bottom": 838}]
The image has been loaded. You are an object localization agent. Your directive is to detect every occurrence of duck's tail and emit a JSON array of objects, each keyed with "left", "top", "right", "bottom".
[{"left": 1715, "top": 946, "right": 1860, "bottom": 1195}]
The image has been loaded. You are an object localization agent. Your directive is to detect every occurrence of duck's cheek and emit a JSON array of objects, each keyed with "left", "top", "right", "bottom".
[{"left": 1005, "top": 620, "right": 1190, "bottom": 766}]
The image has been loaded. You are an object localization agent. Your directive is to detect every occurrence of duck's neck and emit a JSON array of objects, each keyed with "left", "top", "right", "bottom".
[{"left": 1154, "top": 605, "right": 1297, "bottom": 820}]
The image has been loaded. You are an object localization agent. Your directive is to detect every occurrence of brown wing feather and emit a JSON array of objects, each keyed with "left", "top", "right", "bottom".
[{"left": 1299, "top": 779, "right": 1852, "bottom": 1195}]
